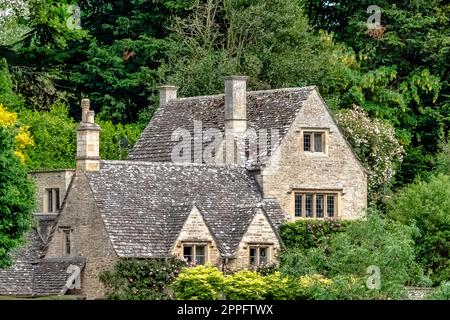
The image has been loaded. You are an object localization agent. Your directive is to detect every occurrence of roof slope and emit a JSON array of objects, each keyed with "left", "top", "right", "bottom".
[
  {"left": 0, "top": 216, "right": 85, "bottom": 297},
  {"left": 127, "top": 87, "right": 315, "bottom": 165},
  {"left": 86, "top": 160, "right": 287, "bottom": 258}
]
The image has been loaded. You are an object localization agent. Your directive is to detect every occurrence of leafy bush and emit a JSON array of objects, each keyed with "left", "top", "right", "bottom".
[
  {"left": 99, "top": 257, "right": 187, "bottom": 300},
  {"left": 172, "top": 265, "right": 225, "bottom": 300},
  {"left": 426, "top": 282, "right": 450, "bottom": 300},
  {"left": 388, "top": 174, "right": 450, "bottom": 284},
  {"left": 280, "top": 211, "right": 430, "bottom": 298},
  {"left": 222, "top": 270, "right": 268, "bottom": 300},
  {"left": 335, "top": 105, "right": 404, "bottom": 202},
  {"left": 279, "top": 218, "right": 349, "bottom": 251}
]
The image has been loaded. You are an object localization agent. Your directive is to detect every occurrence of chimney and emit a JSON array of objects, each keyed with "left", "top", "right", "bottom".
[
  {"left": 159, "top": 85, "right": 178, "bottom": 107},
  {"left": 76, "top": 98, "right": 101, "bottom": 172},
  {"left": 224, "top": 76, "right": 249, "bottom": 164}
]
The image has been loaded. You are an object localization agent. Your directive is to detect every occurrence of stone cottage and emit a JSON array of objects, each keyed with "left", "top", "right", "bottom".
[{"left": 0, "top": 76, "right": 367, "bottom": 299}]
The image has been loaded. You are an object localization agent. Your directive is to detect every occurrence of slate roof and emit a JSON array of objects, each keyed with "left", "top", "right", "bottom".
[
  {"left": 86, "top": 160, "right": 288, "bottom": 258},
  {"left": 127, "top": 87, "right": 315, "bottom": 166},
  {"left": 0, "top": 216, "right": 85, "bottom": 297}
]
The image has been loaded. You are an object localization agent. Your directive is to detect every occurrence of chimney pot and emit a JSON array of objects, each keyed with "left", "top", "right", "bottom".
[
  {"left": 87, "top": 110, "right": 95, "bottom": 124},
  {"left": 81, "top": 98, "right": 90, "bottom": 123}
]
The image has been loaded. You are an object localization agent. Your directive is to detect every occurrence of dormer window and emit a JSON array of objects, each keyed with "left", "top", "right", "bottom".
[{"left": 303, "top": 131, "right": 326, "bottom": 153}]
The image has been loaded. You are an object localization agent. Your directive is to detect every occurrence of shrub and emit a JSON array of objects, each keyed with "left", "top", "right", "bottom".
[
  {"left": 222, "top": 270, "right": 268, "bottom": 300},
  {"left": 335, "top": 105, "right": 404, "bottom": 201},
  {"left": 172, "top": 265, "right": 225, "bottom": 300},
  {"left": 99, "top": 257, "right": 187, "bottom": 300},
  {"left": 426, "top": 282, "right": 450, "bottom": 300},
  {"left": 388, "top": 174, "right": 450, "bottom": 284},
  {"left": 279, "top": 218, "right": 349, "bottom": 251},
  {"left": 280, "top": 211, "right": 430, "bottom": 298}
]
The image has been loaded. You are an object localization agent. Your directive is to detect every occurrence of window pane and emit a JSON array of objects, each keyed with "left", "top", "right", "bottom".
[
  {"left": 294, "top": 194, "right": 302, "bottom": 217},
  {"left": 327, "top": 195, "right": 335, "bottom": 217},
  {"left": 55, "top": 189, "right": 60, "bottom": 211},
  {"left": 64, "top": 230, "right": 71, "bottom": 255},
  {"left": 47, "top": 190, "right": 53, "bottom": 213},
  {"left": 195, "top": 245, "right": 206, "bottom": 265},
  {"left": 316, "top": 194, "right": 324, "bottom": 218},
  {"left": 305, "top": 194, "right": 313, "bottom": 218},
  {"left": 259, "top": 248, "right": 268, "bottom": 265},
  {"left": 249, "top": 248, "right": 257, "bottom": 265},
  {"left": 314, "top": 133, "right": 323, "bottom": 152},
  {"left": 183, "top": 246, "right": 193, "bottom": 263},
  {"left": 303, "top": 133, "right": 311, "bottom": 151}
]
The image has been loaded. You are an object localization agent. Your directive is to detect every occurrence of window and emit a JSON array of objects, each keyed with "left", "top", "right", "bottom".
[
  {"left": 303, "top": 131, "right": 325, "bottom": 153},
  {"left": 46, "top": 188, "right": 60, "bottom": 213},
  {"left": 294, "top": 194, "right": 302, "bottom": 217},
  {"left": 62, "top": 228, "right": 71, "bottom": 255},
  {"left": 249, "top": 246, "right": 271, "bottom": 266},
  {"left": 183, "top": 244, "right": 207, "bottom": 265},
  {"left": 294, "top": 192, "right": 338, "bottom": 218}
]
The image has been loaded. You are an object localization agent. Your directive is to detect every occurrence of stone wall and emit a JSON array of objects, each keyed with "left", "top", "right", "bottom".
[
  {"left": 45, "top": 173, "right": 118, "bottom": 299},
  {"left": 228, "top": 210, "right": 281, "bottom": 271},
  {"left": 260, "top": 89, "right": 367, "bottom": 220},
  {"left": 29, "top": 170, "right": 75, "bottom": 213},
  {"left": 171, "top": 207, "right": 222, "bottom": 266}
]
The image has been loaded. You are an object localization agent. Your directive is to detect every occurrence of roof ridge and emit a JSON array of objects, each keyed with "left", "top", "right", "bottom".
[
  {"left": 175, "top": 86, "right": 316, "bottom": 102},
  {"left": 99, "top": 160, "right": 248, "bottom": 169}
]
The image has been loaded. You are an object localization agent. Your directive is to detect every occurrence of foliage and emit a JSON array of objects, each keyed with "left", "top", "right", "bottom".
[
  {"left": 388, "top": 174, "right": 450, "bottom": 284},
  {"left": 172, "top": 264, "right": 225, "bottom": 300},
  {"left": 222, "top": 270, "right": 268, "bottom": 300},
  {"left": 0, "top": 104, "right": 34, "bottom": 163},
  {"left": 279, "top": 218, "right": 349, "bottom": 251},
  {"left": 19, "top": 104, "right": 77, "bottom": 170},
  {"left": 302, "top": 0, "right": 450, "bottom": 186},
  {"left": 0, "top": 118, "right": 35, "bottom": 268},
  {"left": 99, "top": 257, "right": 187, "bottom": 300},
  {"left": 335, "top": 105, "right": 405, "bottom": 201},
  {"left": 279, "top": 211, "right": 430, "bottom": 297},
  {"left": 96, "top": 120, "right": 142, "bottom": 161},
  {"left": 426, "top": 281, "right": 450, "bottom": 300},
  {"left": 435, "top": 134, "right": 450, "bottom": 175}
]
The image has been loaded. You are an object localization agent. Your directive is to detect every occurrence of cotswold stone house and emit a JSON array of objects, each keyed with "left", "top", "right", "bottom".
[{"left": 0, "top": 76, "right": 367, "bottom": 299}]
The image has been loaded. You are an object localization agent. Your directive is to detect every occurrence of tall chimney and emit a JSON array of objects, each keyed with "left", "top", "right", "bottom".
[
  {"left": 224, "top": 76, "right": 248, "bottom": 133},
  {"left": 76, "top": 98, "right": 100, "bottom": 172},
  {"left": 159, "top": 85, "right": 178, "bottom": 107},
  {"left": 224, "top": 76, "right": 249, "bottom": 164}
]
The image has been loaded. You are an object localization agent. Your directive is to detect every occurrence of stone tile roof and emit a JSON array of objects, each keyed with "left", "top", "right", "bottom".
[
  {"left": 86, "top": 160, "right": 287, "bottom": 258},
  {"left": 127, "top": 87, "right": 315, "bottom": 166},
  {"left": 33, "top": 257, "right": 85, "bottom": 296},
  {"left": 0, "top": 213, "right": 85, "bottom": 297}
]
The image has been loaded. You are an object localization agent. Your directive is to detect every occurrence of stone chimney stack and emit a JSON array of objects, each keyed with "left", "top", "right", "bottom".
[
  {"left": 159, "top": 85, "right": 178, "bottom": 107},
  {"left": 76, "top": 98, "right": 100, "bottom": 172},
  {"left": 224, "top": 76, "right": 249, "bottom": 164}
]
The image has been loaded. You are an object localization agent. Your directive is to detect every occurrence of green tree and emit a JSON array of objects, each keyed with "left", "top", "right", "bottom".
[
  {"left": 0, "top": 125, "right": 35, "bottom": 268},
  {"left": 388, "top": 174, "right": 450, "bottom": 284}
]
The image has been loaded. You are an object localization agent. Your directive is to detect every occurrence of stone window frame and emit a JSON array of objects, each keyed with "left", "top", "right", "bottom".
[
  {"left": 247, "top": 243, "right": 273, "bottom": 267},
  {"left": 181, "top": 241, "right": 211, "bottom": 265},
  {"left": 60, "top": 227, "right": 72, "bottom": 256},
  {"left": 291, "top": 189, "right": 342, "bottom": 219},
  {"left": 300, "top": 128, "right": 330, "bottom": 156},
  {"left": 45, "top": 188, "right": 60, "bottom": 213}
]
